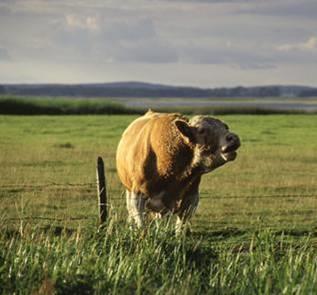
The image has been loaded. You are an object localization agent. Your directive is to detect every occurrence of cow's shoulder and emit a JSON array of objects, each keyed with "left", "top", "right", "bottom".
[
  {"left": 145, "top": 113, "right": 194, "bottom": 178},
  {"left": 116, "top": 111, "right": 195, "bottom": 195}
]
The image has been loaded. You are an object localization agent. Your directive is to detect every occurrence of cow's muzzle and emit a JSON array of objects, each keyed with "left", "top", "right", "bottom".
[{"left": 220, "top": 133, "right": 240, "bottom": 161}]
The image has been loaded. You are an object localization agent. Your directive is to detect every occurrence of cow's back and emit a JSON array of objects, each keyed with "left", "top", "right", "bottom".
[{"left": 116, "top": 112, "right": 193, "bottom": 196}]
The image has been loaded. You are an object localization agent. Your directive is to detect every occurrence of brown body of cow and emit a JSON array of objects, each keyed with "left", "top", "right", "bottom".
[{"left": 116, "top": 110, "right": 240, "bottom": 232}]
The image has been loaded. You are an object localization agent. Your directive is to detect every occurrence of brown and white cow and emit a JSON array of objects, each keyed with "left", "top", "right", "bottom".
[{"left": 116, "top": 110, "right": 240, "bottom": 232}]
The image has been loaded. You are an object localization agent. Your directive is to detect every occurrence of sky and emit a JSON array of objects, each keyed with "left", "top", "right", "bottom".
[{"left": 0, "top": 0, "right": 317, "bottom": 87}]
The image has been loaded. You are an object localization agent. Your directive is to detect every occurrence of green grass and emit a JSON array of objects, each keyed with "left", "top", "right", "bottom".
[
  {"left": 0, "top": 114, "right": 317, "bottom": 294},
  {"left": 1, "top": 224, "right": 317, "bottom": 294}
]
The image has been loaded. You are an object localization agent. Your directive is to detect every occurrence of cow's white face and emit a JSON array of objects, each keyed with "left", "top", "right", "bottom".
[{"left": 175, "top": 116, "right": 240, "bottom": 173}]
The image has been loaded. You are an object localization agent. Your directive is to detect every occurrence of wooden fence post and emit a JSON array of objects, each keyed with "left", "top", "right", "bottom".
[{"left": 96, "top": 156, "right": 107, "bottom": 224}]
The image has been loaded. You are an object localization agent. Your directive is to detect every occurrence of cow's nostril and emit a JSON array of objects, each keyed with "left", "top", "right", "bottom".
[{"left": 226, "top": 134, "right": 234, "bottom": 142}]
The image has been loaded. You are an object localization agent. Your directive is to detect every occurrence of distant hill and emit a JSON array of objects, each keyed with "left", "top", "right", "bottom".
[{"left": 1, "top": 82, "right": 317, "bottom": 98}]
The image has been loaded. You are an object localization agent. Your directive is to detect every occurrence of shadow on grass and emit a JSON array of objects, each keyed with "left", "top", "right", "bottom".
[
  {"left": 276, "top": 229, "right": 317, "bottom": 237},
  {"left": 192, "top": 227, "right": 247, "bottom": 241},
  {"left": 55, "top": 275, "right": 95, "bottom": 295},
  {"left": 42, "top": 225, "right": 75, "bottom": 236}
]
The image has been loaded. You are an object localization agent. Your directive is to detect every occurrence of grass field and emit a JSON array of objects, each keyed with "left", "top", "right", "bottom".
[{"left": 0, "top": 114, "right": 317, "bottom": 294}]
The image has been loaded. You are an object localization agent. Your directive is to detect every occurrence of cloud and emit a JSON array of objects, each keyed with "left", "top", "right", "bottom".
[
  {"left": 107, "top": 39, "right": 178, "bottom": 64},
  {"left": 151, "top": 0, "right": 268, "bottom": 3},
  {"left": 101, "top": 19, "right": 156, "bottom": 42},
  {"left": 50, "top": 16, "right": 178, "bottom": 64},
  {"left": 0, "top": 0, "right": 317, "bottom": 86},
  {"left": 276, "top": 36, "right": 317, "bottom": 52},
  {"left": 238, "top": 0, "right": 317, "bottom": 19},
  {"left": 65, "top": 14, "right": 99, "bottom": 31},
  {"left": 99, "top": 18, "right": 178, "bottom": 64},
  {"left": 0, "top": 47, "right": 11, "bottom": 61},
  {"left": 178, "top": 43, "right": 275, "bottom": 70}
]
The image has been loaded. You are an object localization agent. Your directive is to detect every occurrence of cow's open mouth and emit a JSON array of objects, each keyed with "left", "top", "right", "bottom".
[
  {"left": 220, "top": 142, "right": 240, "bottom": 161},
  {"left": 222, "top": 142, "right": 240, "bottom": 153},
  {"left": 221, "top": 151, "right": 237, "bottom": 161}
]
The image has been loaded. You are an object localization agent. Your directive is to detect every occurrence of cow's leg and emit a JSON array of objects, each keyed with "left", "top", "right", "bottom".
[
  {"left": 126, "top": 190, "right": 133, "bottom": 224},
  {"left": 175, "top": 192, "right": 199, "bottom": 235},
  {"left": 126, "top": 190, "right": 145, "bottom": 228}
]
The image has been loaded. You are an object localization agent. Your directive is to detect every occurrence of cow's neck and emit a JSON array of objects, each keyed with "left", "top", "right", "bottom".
[{"left": 188, "top": 144, "right": 213, "bottom": 175}]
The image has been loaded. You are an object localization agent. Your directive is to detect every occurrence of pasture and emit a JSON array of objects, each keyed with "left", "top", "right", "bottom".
[{"left": 0, "top": 114, "right": 317, "bottom": 294}]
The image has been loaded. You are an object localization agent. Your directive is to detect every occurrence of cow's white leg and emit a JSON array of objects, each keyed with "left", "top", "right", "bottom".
[
  {"left": 126, "top": 190, "right": 145, "bottom": 228},
  {"left": 126, "top": 191, "right": 133, "bottom": 224},
  {"left": 175, "top": 216, "right": 184, "bottom": 235},
  {"left": 175, "top": 193, "right": 199, "bottom": 235}
]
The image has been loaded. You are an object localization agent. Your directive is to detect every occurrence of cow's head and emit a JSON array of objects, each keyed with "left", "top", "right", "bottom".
[{"left": 175, "top": 116, "right": 240, "bottom": 173}]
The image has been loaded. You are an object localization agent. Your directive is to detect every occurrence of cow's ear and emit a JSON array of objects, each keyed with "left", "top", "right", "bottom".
[{"left": 175, "top": 120, "right": 195, "bottom": 142}]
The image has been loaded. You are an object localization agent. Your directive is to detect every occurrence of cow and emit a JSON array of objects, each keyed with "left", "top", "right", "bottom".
[{"left": 116, "top": 110, "right": 240, "bottom": 233}]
